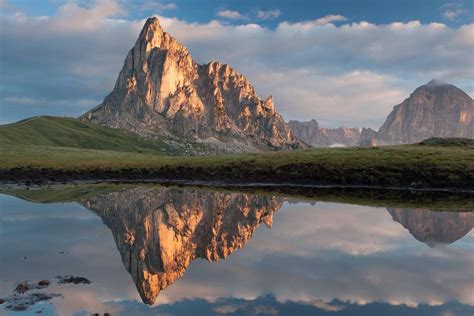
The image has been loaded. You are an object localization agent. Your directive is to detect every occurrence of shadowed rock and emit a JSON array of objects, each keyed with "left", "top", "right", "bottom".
[{"left": 376, "top": 80, "right": 473, "bottom": 145}]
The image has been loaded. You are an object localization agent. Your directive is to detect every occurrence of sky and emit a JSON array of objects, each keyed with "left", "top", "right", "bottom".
[{"left": 0, "top": 0, "right": 473, "bottom": 128}]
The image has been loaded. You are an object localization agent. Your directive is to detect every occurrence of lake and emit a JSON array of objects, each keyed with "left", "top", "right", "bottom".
[{"left": 0, "top": 185, "right": 473, "bottom": 316}]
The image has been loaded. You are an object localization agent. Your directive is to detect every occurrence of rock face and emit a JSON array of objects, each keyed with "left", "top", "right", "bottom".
[
  {"left": 81, "top": 17, "right": 302, "bottom": 152},
  {"left": 376, "top": 80, "right": 473, "bottom": 145},
  {"left": 358, "top": 127, "right": 377, "bottom": 146},
  {"left": 81, "top": 187, "right": 283, "bottom": 304},
  {"left": 387, "top": 208, "right": 473, "bottom": 247},
  {"left": 288, "top": 119, "right": 360, "bottom": 147}
]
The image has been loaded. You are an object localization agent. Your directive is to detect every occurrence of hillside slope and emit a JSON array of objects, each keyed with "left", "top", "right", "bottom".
[{"left": 0, "top": 116, "right": 205, "bottom": 155}]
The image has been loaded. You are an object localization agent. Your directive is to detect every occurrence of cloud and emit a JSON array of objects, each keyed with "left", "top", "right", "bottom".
[
  {"left": 0, "top": 3, "right": 473, "bottom": 127},
  {"left": 441, "top": 2, "right": 470, "bottom": 20},
  {"left": 313, "top": 14, "right": 347, "bottom": 25},
  {"left": 216, "top": 10, "right": 243, "bottom": 20},
  {"left": 0, "top": 0, "right": 14, "bottom": 9},
  {"left": 132, "top": 1, "right": 177, "bottom": 12},
  {"left": 256, "top": 10, "right": 281, "bottom": 20},
  {"left": 442, "top": 9, "right": 465, "bottom": 20},
  {"left": 51, "top": 0, "right": 125, "bottom": 31}
]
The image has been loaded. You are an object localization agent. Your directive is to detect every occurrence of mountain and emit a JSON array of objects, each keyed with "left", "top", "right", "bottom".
[
  {"left": 81, "top": 187, "right": 283, "bottom": 304},
  {"left": 387, "top": 208, "right": 473, "bottom": 247},
  {"left": 0, "top": 116, "right": 207, "bottom": 155},
  {"left": 80, "top": 17, "right": 302, "bottom": 153},
  {"left": 288, "top": 120, "right": 361, "bottom": 147},
  {"left": 320, "top": 127, "right": 361, "bottom": 147},
  {"left": 376, "top": 80, "right": 473, "bottom": 145},
  {"left": 358, "top": 127, "right": 377, "bottom": 146}
]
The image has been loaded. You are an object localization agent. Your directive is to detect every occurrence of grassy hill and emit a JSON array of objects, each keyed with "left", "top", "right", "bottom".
[{"left": 0, "top": 116, "right": 204, "bottom": 155}]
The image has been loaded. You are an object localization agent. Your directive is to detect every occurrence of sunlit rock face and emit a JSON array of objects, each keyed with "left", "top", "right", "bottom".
[
  {"left": 288, "top": 119, "right": 361, "bottom": 147},
  {"left": 377, "top": 80, "right": 473, "bottom": 145},
  {"left": 80, "top": 187, "right": 283, "bottom": 304},
  {"left": 81, "top": 17, "right": 302, "bottom": 152},
  {"left": 387, "top": 208, "right": 473, "bottom": 246}
]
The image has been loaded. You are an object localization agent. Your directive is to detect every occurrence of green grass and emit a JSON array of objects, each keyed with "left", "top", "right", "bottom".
[
  {"left": 1, "top": 142, "right": 473, "bottom": 190},
  {"left": 0, "top": 116, "right": 472, "bottom": 190},
  {"left": 0, "top": 116, "right": 198, "bottom": 155},
  {"left": 419, "top": 137, "right": 474, "bottom": 146}
]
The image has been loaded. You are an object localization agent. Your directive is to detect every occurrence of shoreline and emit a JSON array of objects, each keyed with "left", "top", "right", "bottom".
[
  {"left": 1, "top": 167, "right": 473, "bottom": 193},
  {"left": 1, "top": 177, "right": 473, "bottom": 194},
  {"left": 1, "top": 180, "right": 473, "bottom": 211}
]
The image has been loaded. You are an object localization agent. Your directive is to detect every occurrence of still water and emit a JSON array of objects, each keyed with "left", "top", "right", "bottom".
[{"left": 0, "top": 185, "right": 473, "bottom": 316}]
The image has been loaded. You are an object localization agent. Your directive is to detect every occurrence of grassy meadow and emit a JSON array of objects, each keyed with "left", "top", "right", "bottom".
[{"left": 0, "top": 116, "right": 473, "bottom": 190}]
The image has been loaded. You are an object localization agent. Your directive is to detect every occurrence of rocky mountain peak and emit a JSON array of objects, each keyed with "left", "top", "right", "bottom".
[
  {"left": 426, "top": 79, "right": 449, "bottom": 87},
  {"left": 81, "top": 17, "right": 303, "bottom": 153},
  {"left": 289, "top": 119, "right": 361, "bottom": 147},
  {"left": 140, "top": 17, "right": 164, "bottom": 44},
  {"left": 375, "top": 81, "right": 473, "bottom": 145}
]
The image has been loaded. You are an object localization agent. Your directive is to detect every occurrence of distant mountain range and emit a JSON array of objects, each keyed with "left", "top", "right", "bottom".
[
  {"left": 80, "top": 17, "right": 473, "bottom": 150},
  {"left": 288, "top": 120, "right": 361, "bottom": 147},
  {"left": 291, "top": 80, "right": 473, "bottom": 147}
]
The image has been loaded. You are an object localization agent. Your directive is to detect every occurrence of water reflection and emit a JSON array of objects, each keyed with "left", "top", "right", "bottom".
[
  {"left": 0, "top": 185, "right": 473, "bottom": 315},
  {"left": 80, "top": 187, "right": 282, "bottom": 304},
  {"left": 388, "top": 208, "right": 474, "bottom": 247}
]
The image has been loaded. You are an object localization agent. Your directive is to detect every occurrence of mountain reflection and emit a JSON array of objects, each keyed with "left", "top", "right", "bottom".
[
  {"left": 388, "top": 208, "right": 473, "bottom": 247},
  {"left": 78, "top": 186, "right": 473, "bottom": 305},
  {"left": 80, "top": 187, "right": 282, "bottom": 304}
]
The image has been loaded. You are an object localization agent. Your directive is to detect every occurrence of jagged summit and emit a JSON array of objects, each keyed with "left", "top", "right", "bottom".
[{"left": 81, "top": 17, "right": 302, "bottom": 153}]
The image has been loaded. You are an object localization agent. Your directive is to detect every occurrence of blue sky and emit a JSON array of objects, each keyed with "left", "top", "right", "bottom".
[{"left": 0, "top": 0, "right": 473, "bottom": 127}]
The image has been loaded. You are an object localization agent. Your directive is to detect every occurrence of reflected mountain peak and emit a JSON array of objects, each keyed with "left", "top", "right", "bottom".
[
  {"left": 387, "top": 208, "right": 473, "bottom": 247},
  {"left": 81, "top": 187, "right": 283, "bottom": 304}
]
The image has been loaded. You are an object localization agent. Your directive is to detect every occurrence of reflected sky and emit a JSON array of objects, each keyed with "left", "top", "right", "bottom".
[{"left": 0, "top": 187, "right": 473, "bottom": 316}]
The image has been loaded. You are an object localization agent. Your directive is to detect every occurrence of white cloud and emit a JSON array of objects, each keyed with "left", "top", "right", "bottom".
[
  {"left": 216, "top": 10, "right": 243, "bottom": 20},
  {"left": 313, "top": 14, "right": 347, "bottom": 25},
  {"left": 441, "top": 2, "right": 469, "bottom": 20},
  {"left": 0, "top": 0, "right": 14, "bottom": 9},
  {"left": 257, "top": 9, "right": 281, "bottom": 20},
  {"left": 51, "top": 0, "right": 125, "bottom": 31},
  {"left": 1, "top": 2, "right": 473, "bottom": 127},
  {"left": 443, "top": 9, "right": 462, "bottom": 19}
]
